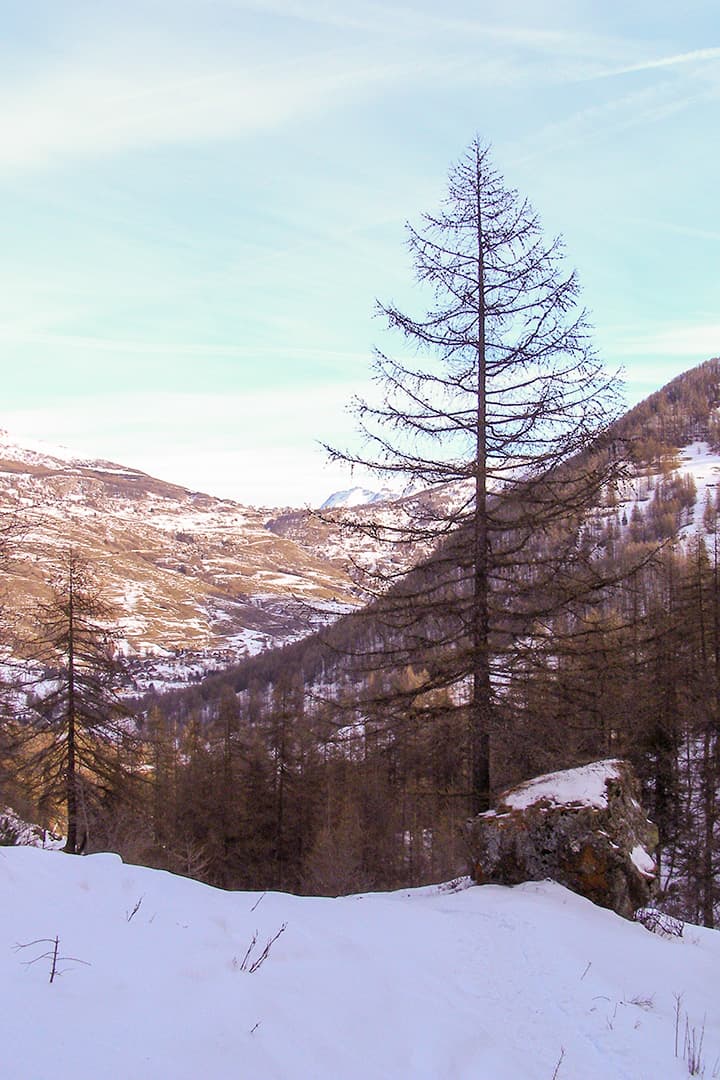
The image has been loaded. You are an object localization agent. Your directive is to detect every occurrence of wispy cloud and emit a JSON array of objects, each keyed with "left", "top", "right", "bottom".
[
  {"left": 220, "top": 0, "right": 588, "bottom": 47},
  {"left": 620, "top": 219, "right": 720, "bottom": 244},
  {"left": 597, "top": 46, "right": 720, "bottom": 79},
  {"left": 0, "top": 325, "right": 368, "bottom": 364},
  {"left": 0, "top": 57, "right": 393, "bottom": 170},
  {"left": 5, "top": 7, "right": 506, "bottom": 175},
  {"left": 0, "top": 3, "right": 647, "bottom": 173},
  {"left": 511, "top": 78, "right": 717, "bottom": 166},
  {"left": 610, "top": 324, "right": 720, "bottom": 358}
]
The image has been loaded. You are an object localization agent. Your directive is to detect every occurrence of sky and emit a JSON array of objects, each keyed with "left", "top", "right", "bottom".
[{"left": 1, "top": 1, "right": 719, "bottom": 507}]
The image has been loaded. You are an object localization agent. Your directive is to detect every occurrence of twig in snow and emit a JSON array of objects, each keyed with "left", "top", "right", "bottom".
[
  {"left": 14, "top": 936, "right": 90, "bottom": 983},
  {"left": 237, "top": 924, "right": 288, "bottom": 974},
  {"left": 126, "top": 896, "right": 144, "bottom": 922},
  {"left": 675, "top": 993, "right": 684, "bottom": 1058},
  {"left": 248, "top": 924, "right": 287, "bottom": 974},
  {"left": 239, "top": 931, "right": 258, "bottom": 971}
]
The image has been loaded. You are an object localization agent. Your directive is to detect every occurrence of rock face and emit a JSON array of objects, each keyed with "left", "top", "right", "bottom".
[
  {"left": 0, "top": 807, "right": 64, "bottom": 850},
  {"left": 463, "top": 759, "right": 658, "bottom": 918}
]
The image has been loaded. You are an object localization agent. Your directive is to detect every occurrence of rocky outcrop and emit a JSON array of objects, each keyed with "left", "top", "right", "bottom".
[
  {"left": 463, "top": 760, "right": 658, "bottom": 918},
  {"left": 0, "top": 807, "right": 64, "bottom": 850}
]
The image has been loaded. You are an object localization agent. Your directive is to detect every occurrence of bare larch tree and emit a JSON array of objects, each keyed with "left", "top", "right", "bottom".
[
  {"left": 20, "top": 550, "right": 135, "bottom": 853},
  {"left": 328, "top": 138, "right": 625, "bottom": 813}
]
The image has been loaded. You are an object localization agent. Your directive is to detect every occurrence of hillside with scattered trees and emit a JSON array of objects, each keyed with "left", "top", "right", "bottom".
[{"left": 4, "top": 359, "right": 708, "bottom": 922}]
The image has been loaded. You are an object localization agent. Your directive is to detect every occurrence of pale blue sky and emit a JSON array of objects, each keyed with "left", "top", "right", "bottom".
[{"left": 1, "top": 1, "right": 718, "bottom": 505}]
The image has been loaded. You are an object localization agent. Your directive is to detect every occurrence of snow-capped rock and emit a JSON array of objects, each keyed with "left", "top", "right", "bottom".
[{"left": 464, "top": 759, "right": 658, "bottom": 918}]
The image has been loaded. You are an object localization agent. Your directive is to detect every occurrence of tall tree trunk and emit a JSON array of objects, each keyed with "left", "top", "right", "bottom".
[
  {"left": 471, "top": 146, "right": 491, "bottom": 814},
  {"left": 64, "top": 569, "right": 78, "bottom": 855}
]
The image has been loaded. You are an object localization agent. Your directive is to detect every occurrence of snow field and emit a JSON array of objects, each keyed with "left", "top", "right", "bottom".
[{"left": 0, "top": 848, "right": 718, "bottom": 1079}]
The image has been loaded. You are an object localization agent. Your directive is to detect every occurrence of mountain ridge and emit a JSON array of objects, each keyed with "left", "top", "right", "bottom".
[
  {"left": 0, "top": 430, "right": 360, "bottom": 689},
  {"left": 170, "top": 357, "right": 720, "bottom": 703},
  {"left": 3, "top": 358, "right": 720, "bottom": 690}
]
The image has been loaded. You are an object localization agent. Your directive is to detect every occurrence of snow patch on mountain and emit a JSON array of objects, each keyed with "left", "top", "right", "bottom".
[
  {"left": 320, "top": 485, "right": 396, "bottom": 509},
  {"left": 677, "top": 441, "right": 720, "bottom": 534},
  {"left": 0, "top": 428, "right": 86, "bottom": 468}
]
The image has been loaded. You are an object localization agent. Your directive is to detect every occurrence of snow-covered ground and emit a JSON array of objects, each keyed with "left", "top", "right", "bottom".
[
  {"left": 677, "top": 442, "right": 720, "bottom": 535},
  {"left": 0, "top": 848, "right": 718, "bottom": 1080}
]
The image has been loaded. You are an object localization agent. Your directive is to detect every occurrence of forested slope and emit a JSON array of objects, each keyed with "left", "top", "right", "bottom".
[
  {"left": 111, "top": 360, "right": 720, "bottom": 919},
  {"left": 4, "top": 361, "right": 720, "bottom": 921}
]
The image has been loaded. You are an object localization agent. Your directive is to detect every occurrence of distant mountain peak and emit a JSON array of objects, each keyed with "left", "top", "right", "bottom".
[
  {"left": 320, "top": 486, "right": 396, "bottom": 510},
  {"left": 0, "top": 428, "right": 86, "bottom": 467}
]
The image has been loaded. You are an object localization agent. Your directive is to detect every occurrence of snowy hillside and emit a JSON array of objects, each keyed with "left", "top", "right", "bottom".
[
  {"left": 0, "top": 429, "right": 359, "bottom": 688},
  {"left": 1, "top": 847, "right": 718, "bottom": 1080},
  {"left": 3, "top": 365, "right": 720, "bottom": 689},
  {"left": 676, "top": 442, "right": 720, "bottom": 536},
  {"left": 320, "top": 485, "right": 395, "bottom": 509}
]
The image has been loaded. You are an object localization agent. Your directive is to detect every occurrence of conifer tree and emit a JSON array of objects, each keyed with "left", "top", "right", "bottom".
[
  {"left": 329, "top": 138, "right": 625, "bottom": 812},
  {"left": 20, "top": 550, "right": 135, "bottom": 853}
]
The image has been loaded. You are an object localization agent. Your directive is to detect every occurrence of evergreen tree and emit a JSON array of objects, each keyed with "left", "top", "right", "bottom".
[
  {"left": 19, "top": 550, "right": 136, "bottom": 854},
  {"left": 328, "top": 137, "right": 624, "bottom": 811}
]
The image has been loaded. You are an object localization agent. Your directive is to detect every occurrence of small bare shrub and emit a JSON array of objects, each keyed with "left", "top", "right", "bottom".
[
  {"left": 635, "top": 908, "right": 684, "bottom": 938},
  {"left": 234, "top": 924, "right": 288, "bottom": 974},
  {"left": 14, "top": 936, "right": 90, "bottom": 983}
]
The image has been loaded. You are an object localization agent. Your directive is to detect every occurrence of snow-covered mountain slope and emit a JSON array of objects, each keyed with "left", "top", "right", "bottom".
[
  {"left": 274, "top": 439, "right": 720, "bottom": 588},
  {"left": 594, "top": 440, "right": 720, "bottom": 550},
  {"left": 4, "top": 361, "right": 720, "bottom": 689},
  {"left": 320, "top": 485, "right": 396, "bottom": 509},
  {"left": 674, "top": 442, "right": 720, "bottom": 536},
  {"left": 0, "top": 431, "right": 359, "bottom": 686},
  {"left": 268, "top": 479, "right": 472, "bottom": 585},
  {"left": 0, "top": 847, "right": 717, "bottom": 1080}
]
